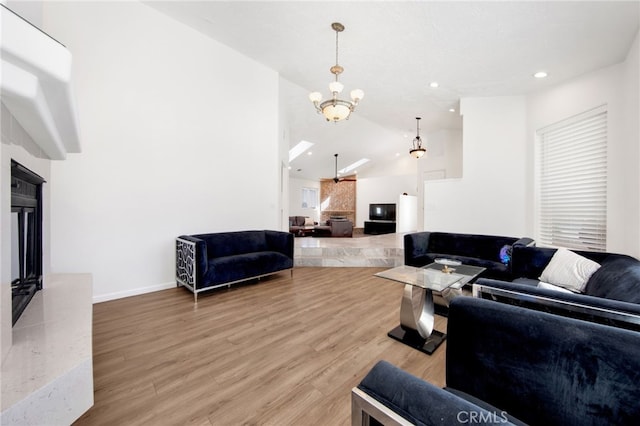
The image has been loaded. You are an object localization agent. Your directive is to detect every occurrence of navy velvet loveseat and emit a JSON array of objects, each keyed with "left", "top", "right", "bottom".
[
  {"left": 352, "top": 297, "right": 640, "bottom": 426},
  {"left": 404, "top": 232, "right": 534, "bottom": 282},
  {"left": 176, "top": 230, "right": 294, "bottom": 302}
]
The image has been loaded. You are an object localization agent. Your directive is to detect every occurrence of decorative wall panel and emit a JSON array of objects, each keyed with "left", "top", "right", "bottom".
[{"left": 319, "top": 179, "right": 356, "bottom": 224}]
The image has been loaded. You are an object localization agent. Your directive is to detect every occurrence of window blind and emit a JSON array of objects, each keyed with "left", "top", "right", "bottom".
[
  {"left": 302, "top": 187, "right": 318, "bottom": 209},
  {"left": 536, "top": 105, "right": 607, "bottom": 252}
]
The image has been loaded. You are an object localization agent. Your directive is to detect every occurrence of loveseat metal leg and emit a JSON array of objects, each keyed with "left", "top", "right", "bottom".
[{"left": 351, "top": 387, "right": 411, "bottom": 426}]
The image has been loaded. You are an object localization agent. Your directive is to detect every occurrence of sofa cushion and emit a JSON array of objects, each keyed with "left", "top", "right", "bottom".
[
  {"left": 584, "top": 258, "right": 640, "bottom": 303},
  {"left": 538, "top": 248, "right": 600, "bottom": 293},
  {"left": 202, "top": 251, "right": 292, "bottom": 287},
  {"left": 427, "top": 233, "right": 518, "bottom": 263},
  {"left": 447, "top": 297, "right": 640, "bottom": 425},
  {"left": 197, "top": 231, "right": 268, "bottom": 258}
]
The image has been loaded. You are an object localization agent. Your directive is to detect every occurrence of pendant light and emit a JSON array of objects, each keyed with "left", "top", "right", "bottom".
[
  {"left": 309, "top": 22, "right": 364, "bottom": 122},
  {"left": 409, "top": 117, "right": 426, "bottom": 159}
]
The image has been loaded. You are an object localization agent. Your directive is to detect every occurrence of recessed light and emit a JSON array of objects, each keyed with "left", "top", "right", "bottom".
[
  {"left": 449, "top": 108, "right": 455, "bottom": 113},
  {"left": 534, "top": 71, "right": 548, "bottom": 79},
  {"left": 429, "top": 82, "right": 439, "bottom": 88},
  {"left": 307, "top": 151, "right": 312, "bottom": 155}
]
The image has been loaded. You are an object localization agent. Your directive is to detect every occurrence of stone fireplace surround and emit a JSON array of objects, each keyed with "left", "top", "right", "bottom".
[
  {"left": 1, "top": 5, "right": 91, "bottom": 424},
  {"left": 1, "top": 110, "right": 93, "bottom": 426}
]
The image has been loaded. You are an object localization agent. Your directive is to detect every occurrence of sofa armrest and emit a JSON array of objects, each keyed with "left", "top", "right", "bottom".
[
  {"left": 264, "top": 230, "right": 294, "bottom": 259},
  {"left": 512, "top": 237, "right": 535, "bottom": 247},
  {"left": 355, "top": 360, "right": 515, "bottom": 426},
  {"left": 351, "top": 387, "right": 413, "bottom": 426},
  {"left": 403, "top": 232, "right": 431, "bottom": 267},
  {"left": 472, "top": 278, "right": 640, "bottom": 331},
  {"left": 176, "top": 235, "right": 207, "bottom": 287},
  {"left": 510, "top": 245, "right": 557, "bottom": 278}
]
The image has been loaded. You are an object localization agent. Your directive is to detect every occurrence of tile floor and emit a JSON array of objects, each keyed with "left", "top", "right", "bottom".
[{"left": 293, "top": 232, "right": 406, "bottom": 267}]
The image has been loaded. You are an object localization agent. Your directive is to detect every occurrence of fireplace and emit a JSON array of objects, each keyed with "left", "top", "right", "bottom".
[{"left": 10, "top": 160, "right": 45, "bottom": 326}]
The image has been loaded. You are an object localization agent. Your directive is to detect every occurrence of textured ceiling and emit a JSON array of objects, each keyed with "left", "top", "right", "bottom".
[{"left": 144, "top": 1, "right": 639, "bottom": 181}]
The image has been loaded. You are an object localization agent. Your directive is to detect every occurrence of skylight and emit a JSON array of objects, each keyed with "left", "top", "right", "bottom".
[
  {"left": 289, "top": 140, "right": 314, "bottom": 162},
  {"left": 339, "top": 158, "right": 370, "bottom": 174}
]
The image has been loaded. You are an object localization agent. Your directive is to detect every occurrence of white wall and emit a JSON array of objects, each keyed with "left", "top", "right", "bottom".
[
  {"left": 419, "top": 129, "right": 463, "bottom": 180},
  {"left": 627, "top": 32, "right": 640, "bottom": 258},
  {"left": 527, "top": 30, "right": 640, "bottom": 257},
  {"left": 278, "top": 77, "right": 291, "bottom": 230},
  {"left": 416, "top": 128, "right": 462, "bottom": 230},
  {"left": 356, "top": 175, "right": 417, "bottom": 228},
  {"left": 424, "top": 97, "right": 528, "bottom": 236},
  {"left": 43, "top": 1, "right": 282, "bottom": 302}
]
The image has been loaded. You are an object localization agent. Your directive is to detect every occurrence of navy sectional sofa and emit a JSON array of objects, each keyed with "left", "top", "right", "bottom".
[
  {"left": 176, "top": 230, "right": 294, "bottom": 302},
  {"left": 404, "top": 231, "right": 535, "bottom": 281},
  {"left": 352, "top": 297, "right": 640, "bottom": 426},
  {"left": 508, "top": 245, "right": 640, "bottom": 301},
  {"left": 473, "top": 245, "right": 640, "bottom": 330}
]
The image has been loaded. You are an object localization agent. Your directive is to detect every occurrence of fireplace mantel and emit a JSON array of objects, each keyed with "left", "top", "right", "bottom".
[{"left": 0, "top": 5, "right": 81, "bottom": 160}]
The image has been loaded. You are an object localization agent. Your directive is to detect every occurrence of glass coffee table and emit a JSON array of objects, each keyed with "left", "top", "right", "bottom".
[{"left": 375, "top": 262, "right": 486, "bottom": 355}]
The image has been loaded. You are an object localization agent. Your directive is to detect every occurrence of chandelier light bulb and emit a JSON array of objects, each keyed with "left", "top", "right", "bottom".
[
  {"left": 309, "top": 92, "right": 323, "bottom": 103},
  {"left": 329, "top": 81, "right": 344, "bottom": 94},
  {"left": 350, "top": 89, "right": 364, "bottom": 102},
  {"left": 309, "top": 22, "right": 363, "bottom": 122}
]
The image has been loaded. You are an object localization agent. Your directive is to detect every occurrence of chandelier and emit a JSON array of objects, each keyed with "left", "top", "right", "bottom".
[
  {"left": 309, "top": 22, "right": 364, "bottom": 122},
  {"left": 410, "top": 117, "right": 426, "bottom": 158}
]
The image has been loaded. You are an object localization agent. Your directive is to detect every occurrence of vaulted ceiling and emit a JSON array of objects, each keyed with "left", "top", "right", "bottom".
[{"left": 145, "top": 1, "right": 639, "bottom": 181}]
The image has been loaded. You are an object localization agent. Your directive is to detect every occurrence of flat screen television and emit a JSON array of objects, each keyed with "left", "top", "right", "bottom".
[{"left": 369, "top": 203, "right": 396, "bottom": 221}]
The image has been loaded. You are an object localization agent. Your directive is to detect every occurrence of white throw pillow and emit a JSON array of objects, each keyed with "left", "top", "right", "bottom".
[
  {"left": 538, "top": 248, "right": 601, "bottom": 293},
  {"left": 537, "top": 281, "right": 574, "bottom": 294},
  {"left": 304, "top": 217, "right": 314, "bottom": 226}
]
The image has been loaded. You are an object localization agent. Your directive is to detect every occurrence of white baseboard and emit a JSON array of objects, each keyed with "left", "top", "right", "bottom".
[{"left": 93, "top": 281, "right": 177, "bottom": 303}]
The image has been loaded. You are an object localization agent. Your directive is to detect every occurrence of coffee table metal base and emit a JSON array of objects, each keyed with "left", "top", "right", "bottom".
[{"left": 387, "top": 325, "right": 447, "bottom": 355}]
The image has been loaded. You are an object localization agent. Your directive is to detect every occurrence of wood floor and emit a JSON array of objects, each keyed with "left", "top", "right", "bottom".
[{"left": 74, "top": 267, "right": 448, "bottom": 426}]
